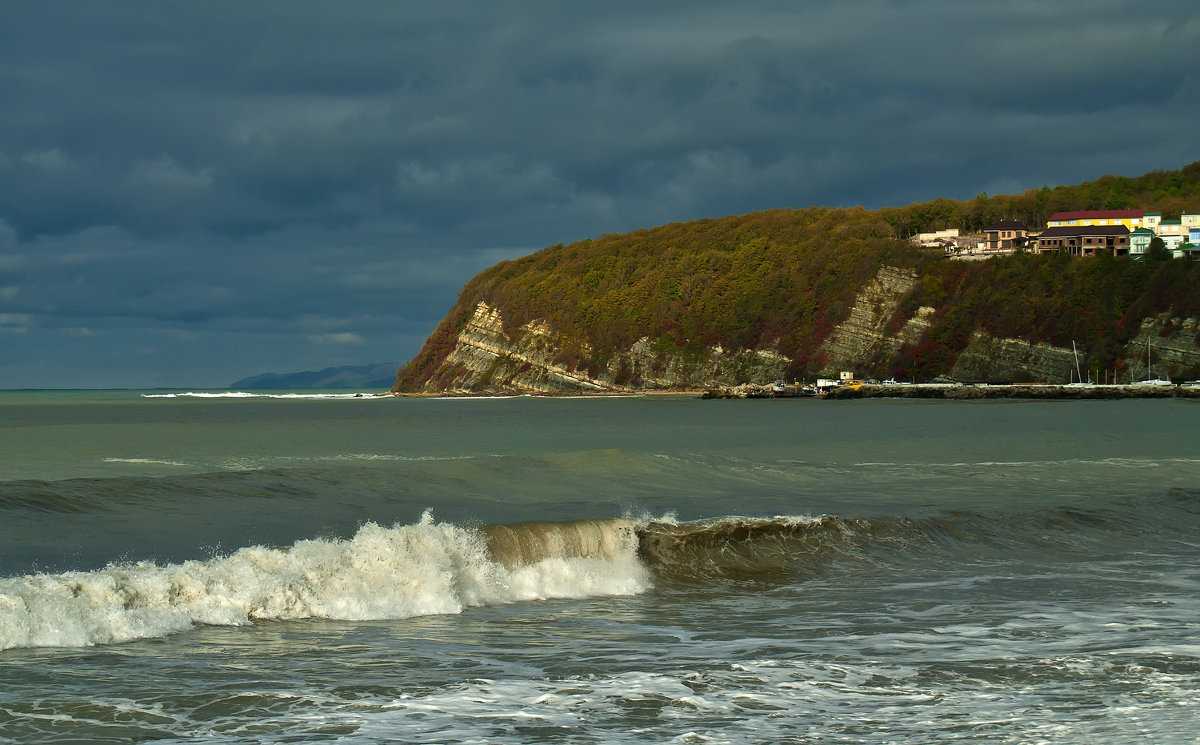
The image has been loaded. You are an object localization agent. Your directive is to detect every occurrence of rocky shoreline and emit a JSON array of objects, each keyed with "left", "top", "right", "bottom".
[
  {"left": 701, "top": 383, "right": 1200, "bottom": 400},
  {"left": 390, "top": 383, "right": 1200, "bottom": 400}
]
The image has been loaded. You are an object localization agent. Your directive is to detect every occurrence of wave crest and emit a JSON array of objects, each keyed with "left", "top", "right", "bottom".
[
  {"left": 482, "top": 518, "right": 638, "bottom": 567},
  {"left": 0, "top": 511, "right": 649, "bottom": 651},
  {"left": 7, "top": 494, "right": 1197, "bottom": 651},
  {"left": 636, "top": 515, "right": 869, "bottom": 581}
]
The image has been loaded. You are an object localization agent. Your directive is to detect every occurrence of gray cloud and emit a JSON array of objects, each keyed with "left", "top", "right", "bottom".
[{"left": 1, "top": 1, "right": 1197, "bottom": 387}]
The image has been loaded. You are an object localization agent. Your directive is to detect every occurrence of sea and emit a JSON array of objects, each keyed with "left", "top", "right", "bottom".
[{"left": 1, "top": 390, "right": 1198, "bottom": 744}]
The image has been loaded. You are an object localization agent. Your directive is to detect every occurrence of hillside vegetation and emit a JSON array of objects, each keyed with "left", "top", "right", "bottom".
[
  {"left": 396, "top": 162, "right": 1200, "bottom": 391},
  {"left": 881, "top": 160, "right": 1200, "bottom": 236},
  {"left": 890, "top": 250, "right": 1200, "bottom": 381}
]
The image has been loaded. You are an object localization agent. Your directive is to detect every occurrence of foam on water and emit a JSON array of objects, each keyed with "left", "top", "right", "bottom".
[
  {"left": 0, "top": 511, "right": 649, "bottom": 651},
  {"left": 141, "top": 391, "right": 384, "bottom": 399},
  {"left": 101, "top": 457, "right": 190, "bottom": 467}
]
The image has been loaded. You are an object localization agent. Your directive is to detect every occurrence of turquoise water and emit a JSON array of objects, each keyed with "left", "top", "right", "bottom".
[{"left": 2, "top": 392, "right": 1199, "bottom": 742}]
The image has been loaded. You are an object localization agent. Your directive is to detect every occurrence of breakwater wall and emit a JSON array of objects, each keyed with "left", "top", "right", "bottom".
[
  {"left": 830, "top": 384, "right": 1199, "bottom": 400},
  {"left": 702, "top": 383, "right": 1200, "bottom": 400}
]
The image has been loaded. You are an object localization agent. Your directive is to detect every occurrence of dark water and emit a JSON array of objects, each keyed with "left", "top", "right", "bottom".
[{"left": 1, "top": 392, "right": 1198, "bottom": 743}]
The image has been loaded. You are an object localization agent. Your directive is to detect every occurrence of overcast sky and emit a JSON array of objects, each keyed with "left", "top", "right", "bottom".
[{"left": 1, "top": 1, "right": 1197, "bottom": 388}]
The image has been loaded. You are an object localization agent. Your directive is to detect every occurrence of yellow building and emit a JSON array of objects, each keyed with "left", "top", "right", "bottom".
[{"left": 1046, "top": 209, "right": 1152, "bottom": 231}]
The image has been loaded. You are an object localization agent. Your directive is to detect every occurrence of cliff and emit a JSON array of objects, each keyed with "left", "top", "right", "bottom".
[
  {"left": 396, "top": 257, "right": 1200, "bottom": 395},
  {"left": 394, "top": 165, "right": 1200, "bottom": 395},
  {"left": 421, "top": 300, "right": 794, "bottom": 394}
]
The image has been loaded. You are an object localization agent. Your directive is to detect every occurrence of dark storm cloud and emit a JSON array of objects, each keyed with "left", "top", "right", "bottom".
[{"left": 1, "top": 0, "right": 1197, "bottom": 387}]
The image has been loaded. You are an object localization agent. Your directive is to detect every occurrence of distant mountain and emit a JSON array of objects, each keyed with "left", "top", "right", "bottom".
[{"left": 231, "top": 363, "right": 399, "bottom": 389}]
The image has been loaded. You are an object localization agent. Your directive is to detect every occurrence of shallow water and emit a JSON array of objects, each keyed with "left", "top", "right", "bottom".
[{"left": 2, "top": 392, "right": 1198, "bottom": 743}]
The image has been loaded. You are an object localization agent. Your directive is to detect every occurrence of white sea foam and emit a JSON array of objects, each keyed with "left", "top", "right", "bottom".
[
  {"left": 141, "top": 391, "right": 385, "bottom": 400},
  {"left": 850, "top": 457, "right": 1196, "bottom": 469},
  {"left": 0, "top": 511, "right": 650, "bottom": 651},
  {"left": 142, "top": 392, "right": 256, "bottom": 398},
  {"left": 101, "top": 457, "right": 190, "bottom": 467}
]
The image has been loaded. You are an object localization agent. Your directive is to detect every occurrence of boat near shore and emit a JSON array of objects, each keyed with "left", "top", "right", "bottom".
[
  {"left": 1130, "top": 377, "right": 1175, "bottom": 388},
  {"left": 1132, "top": 333, "right": 1175, "bottom": 388}
]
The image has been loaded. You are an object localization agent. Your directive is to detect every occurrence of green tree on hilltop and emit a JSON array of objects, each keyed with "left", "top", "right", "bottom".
[{"left": 1146, "top": 236, "right": 1173, "bottom": 263}]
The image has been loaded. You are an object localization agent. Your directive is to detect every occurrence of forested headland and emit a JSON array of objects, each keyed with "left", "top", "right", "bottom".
[{"left": 395, "top": 162, "right": 1200, "bottom": 392}]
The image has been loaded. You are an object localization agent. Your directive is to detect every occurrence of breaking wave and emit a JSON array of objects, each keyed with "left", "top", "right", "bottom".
[
  {"left": 4, "top": 493, "right": 1199, "bottom": 651},
  {"left": 0, "top": 511, "right": 648, "bottom": 651}
]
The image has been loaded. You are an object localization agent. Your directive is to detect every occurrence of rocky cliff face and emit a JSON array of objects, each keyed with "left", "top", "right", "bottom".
[
  {"left": 911, "top": 315, "right": 1200, "bottom": 385},
  {"left": 399, "top": 267, "right": 1200, "bottom": 394},
  {"left": 941, "top": 314, "right": 1200, "bottom": 385},
  {"left": 949, "top": 334, "right": 1078, "bottom": 383},
  {"left": 419, "top": 301, "right": 791, "bottom": 394},
  {"left": 1122, "top": 314, "right": 1200, "bottom": 382},
  {"left": 428, "top": 302, "right": 612, "bottom": 393},
  {"left": 810, "top": 265, "right": 1084, "bottom": 384},
  {"left": 815, "top": 267, "right": 931, "bottom": 376}
]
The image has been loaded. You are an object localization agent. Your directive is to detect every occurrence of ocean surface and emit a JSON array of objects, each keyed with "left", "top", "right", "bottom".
[{"left": 1, "top": 390, "right": 1198, "bottom": 744}]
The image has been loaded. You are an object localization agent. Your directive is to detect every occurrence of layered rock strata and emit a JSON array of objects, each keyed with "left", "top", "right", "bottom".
[
  {"left": 415, "top": 300, "right": 796, "bottom": 394},
  {"left": 817, "top": 267, "right": 926, "bottom": 375},
  {"left": 400, "top": 267, "right": 1200, "bottom": 395},
  {"left": 949, "top": 334, "right": 1077, "bottom": 384},
  {"left": 1123, "top": 315, "right": 1200, "bottom": 382}
]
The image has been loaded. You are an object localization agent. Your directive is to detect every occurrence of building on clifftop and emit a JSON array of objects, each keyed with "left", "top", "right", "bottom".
[
  {"left": 1130, "top": 227, "right": 1155, "bottom": 259},
  {"left": 982, "top": 220, "right": 1028, "bottom": 253},
  {"left": 1036, "top": 225, "right": 1130, "bottom": 257},
  {"left": 1046, "top": 209, "right": 1152, "bottom": 231}
]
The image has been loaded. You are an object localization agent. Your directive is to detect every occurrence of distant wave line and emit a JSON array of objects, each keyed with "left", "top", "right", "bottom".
[
  {"left": 850, "top": 458, "right": 1200, "bottom": 469},
  {"left": 141, "top": 392, "right": 389, "bottom": 400},
  {"left": 101, "top": 457, "right": 190, "bottom": 467}
]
